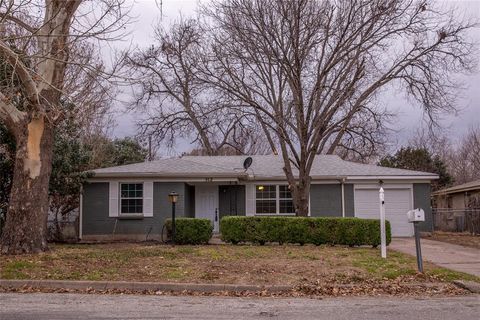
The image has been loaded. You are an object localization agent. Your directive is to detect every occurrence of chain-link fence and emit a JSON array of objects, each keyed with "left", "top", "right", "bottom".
[
  {"left": 47, "top": 219, "right": 79, "bottom": 242},
  {"left": 432, "top": 208, "right": 480, "bottom": 235}
]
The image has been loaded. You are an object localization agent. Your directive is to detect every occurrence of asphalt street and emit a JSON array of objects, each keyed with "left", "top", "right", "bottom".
[{"left": 1, "top": 293, "right": 479, "bottom": 320}]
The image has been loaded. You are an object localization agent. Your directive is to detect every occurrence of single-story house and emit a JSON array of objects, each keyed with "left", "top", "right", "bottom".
[
  {"left": 432, "top": 179, "right": 480, "bottom": 210},
  {"left": 80, "top": 155, "right": 437, "bottom": 241},
  {"left": 430, "top": 180, "right": 480, "bottom": 232}
]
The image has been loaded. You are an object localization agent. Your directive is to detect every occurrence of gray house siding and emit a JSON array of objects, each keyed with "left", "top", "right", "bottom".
[
  {"left": 344, "top": 184, "right": 355, "bottom": 217},
  {"left": 310, "top": 184, "right": 354, "bottom": 217},
  {"left": 413, "top": 183, "right": 433, "bottom": 232},
  {"left": 82, "top": 182, "right": 186, "bottom": 240},
  {"left": 82, "top": 182, "right": 110, "bottom": 236},
  {"left": 153, "top": 182, "right": 186, "bottom": 225}
]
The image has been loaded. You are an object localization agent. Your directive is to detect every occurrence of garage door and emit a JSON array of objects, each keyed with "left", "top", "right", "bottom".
[{"left": 354, "top": 188, "right": 414, "bottom": 237}]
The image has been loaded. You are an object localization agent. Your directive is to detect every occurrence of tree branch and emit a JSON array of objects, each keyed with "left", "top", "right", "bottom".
[{"left": 0, "top": 91, "right": 27, "bottom": 134}]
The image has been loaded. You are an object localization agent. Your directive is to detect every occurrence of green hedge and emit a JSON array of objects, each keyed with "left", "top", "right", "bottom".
[
  {"left": 220, "top": 216, "right": 391, "bottom": 247},
  {"left": 164, "top": 218, "right": 213, "bottom": 245}
]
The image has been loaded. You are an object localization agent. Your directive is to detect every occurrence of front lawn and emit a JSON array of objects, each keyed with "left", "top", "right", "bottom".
[{"left": 1, "top": 243, "right": 477, "bottom": 287}]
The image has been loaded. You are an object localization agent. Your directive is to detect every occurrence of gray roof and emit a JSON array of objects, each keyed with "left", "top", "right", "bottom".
[
  {"left": 90, "top": 157, "right": 240, "bottom": 178},
  {"left": 91, "top": 155, "right": 437, "bottom": 180},
  {"left": 432, "top": 179, "right": 480, "bottom": 195}
]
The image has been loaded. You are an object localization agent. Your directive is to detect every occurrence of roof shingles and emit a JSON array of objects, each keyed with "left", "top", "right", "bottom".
[{"left": 91, "top": 155, "right": 437, "bottom": 180}]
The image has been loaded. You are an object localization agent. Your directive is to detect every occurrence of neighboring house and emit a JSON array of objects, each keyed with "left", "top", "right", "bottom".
[
  {"left": 432, "top": 180, "right": 480, "bottom": 210},
  {"left": 431, "top": 180, "right": 480, "bottom": 233},
  {"left": 80, "top": 155, "right": 437, "bottom": 241}
]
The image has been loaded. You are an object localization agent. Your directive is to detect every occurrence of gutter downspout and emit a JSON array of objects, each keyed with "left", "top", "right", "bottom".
[{"left": 79, "top": 185, "right": 83, "bottom": 241}]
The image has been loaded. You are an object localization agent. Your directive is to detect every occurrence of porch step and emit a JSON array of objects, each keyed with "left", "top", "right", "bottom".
[{"left": 209, "top": 234, "right": 225, "bottom": 245}]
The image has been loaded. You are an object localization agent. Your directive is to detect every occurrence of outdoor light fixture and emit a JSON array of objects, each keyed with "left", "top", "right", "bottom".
[
  {"left": 168, "top": 191, "right": 178, "bottom": 245},
  {"left": 168, "top": 191, "right": 179, "bottom": 203}
]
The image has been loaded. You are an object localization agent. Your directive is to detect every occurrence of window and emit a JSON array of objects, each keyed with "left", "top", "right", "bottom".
[
  {"left": 256, "top": 185, "right": 277, "bottom": 214},
  {"left": 255, "top": 185, "right": 294, "bottom": 215},
  {"left": 120, "top": 183, "right": 143, "bottom": 214}
]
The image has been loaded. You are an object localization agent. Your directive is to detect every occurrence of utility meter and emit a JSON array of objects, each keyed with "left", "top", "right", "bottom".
[{"left": 407, "top": 208, "right": 425, "bottom": 222}]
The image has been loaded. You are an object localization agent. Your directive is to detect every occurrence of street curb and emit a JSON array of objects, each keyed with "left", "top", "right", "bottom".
[
  {"left": 453, "top": 280, "right": 480, "bottom": 294},
  {"left": 0, "top": 279, "right": 293, "bottom": 293},
  {"left": 0, "top": 279, "right": 459, "bottom": 294}
]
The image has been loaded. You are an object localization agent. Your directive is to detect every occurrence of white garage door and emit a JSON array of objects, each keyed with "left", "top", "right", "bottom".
[{"left": 354, "top": 188, "right": 414, "bottom": 237}]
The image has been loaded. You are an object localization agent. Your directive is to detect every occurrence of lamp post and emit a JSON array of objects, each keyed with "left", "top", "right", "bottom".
[{"left": 168, "top": 191, "right": 179, "bottom": 245}]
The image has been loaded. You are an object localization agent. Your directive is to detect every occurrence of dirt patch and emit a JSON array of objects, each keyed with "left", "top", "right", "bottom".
[
  {"left": 425, "top": 232, "right": 480, "bottom": 249},
  {"left": 0, "top": 243, "right": 477, "bottom": 290}
]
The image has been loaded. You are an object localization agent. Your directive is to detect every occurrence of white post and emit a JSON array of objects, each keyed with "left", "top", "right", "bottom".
[{"left": 379, "top": 187, "right": 387, "bottom": 258}]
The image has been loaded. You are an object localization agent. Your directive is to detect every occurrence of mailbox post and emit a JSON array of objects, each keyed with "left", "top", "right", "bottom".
[
  {"left": 407, "top": 209, "right": 425, "bottom": 273},
  {"left": 379, "top": 187, "right": 387, "bottom": 258}
]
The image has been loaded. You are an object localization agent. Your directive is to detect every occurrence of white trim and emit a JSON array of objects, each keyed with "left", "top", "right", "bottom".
[
  {"left": 143, "top": 181, "right": 154, "bottom": 217},
  {"left": 79, "top": 189, "right": 83, "bottom": 240},
  {"left": 345, "top": 175, "right": 437, "bottom": 180},
  {"left": 245, "top": 183, "right": 255, "bottom": 216},
  {"left": 308, "top": 191, "right": 311, "bottom": 217},
  {"left": 109, "top": 181, "right": 119, "bottom": 217},
  {"left": 90, "top": 177, "right": 434, "bottom": 184},
  {"left": 349, "top": 179, "right": 435, "bottom": 185},
  {"left": 354, "top": 183, "right": 413, "bottom": 190},
  {"left": 249, "top": 180, "right": 289, "bottom": 185},
  {"left": 341, "top": 182, "right": 345, "bottom": 218},
  {"left": 90, "top": 176, "right": 240, "bottom": 182},
  {"left": 311, "top": 180, "right": 342, "bottom": 184},
  {"left": 276, "top": 185, "right": 280, "bottom": 214},
  {"left": 410, "top": 186, "right": 415, "bottom": 210}
]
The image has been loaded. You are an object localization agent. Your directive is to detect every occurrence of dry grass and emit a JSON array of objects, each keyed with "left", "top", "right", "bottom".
[
  {"left": 0, "top": 243, "right": 477, "bottom": 285},
  {"left": 427, "top": 232, "right": 480, "bottom": 249}
]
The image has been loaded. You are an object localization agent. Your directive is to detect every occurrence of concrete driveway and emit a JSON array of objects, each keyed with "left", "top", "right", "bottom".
[{"left": 390, "top": 238, "right": 480, "bottom": 277}]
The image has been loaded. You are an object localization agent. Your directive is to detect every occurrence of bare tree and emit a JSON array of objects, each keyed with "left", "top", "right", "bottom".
[
  {"left": 333, "top": 103, "right": 392, "bottom": 163},
  {"left": 196, "top": 0, "right": 477, "bottom": 215},
  {"left": 449, "top": 127, "right": 480, "bottom": 184},
  {"left": 410, "top": 126, "right": 480, "bottom": 185},
  {"left": 409, "top": 127, "right": 453, "bottom": 163},
  {"left": 0, "top": 1, "right": 129, "bottom": 254},
  {"left": 122, "top": 18, "right": 268, "bottom": 156}
]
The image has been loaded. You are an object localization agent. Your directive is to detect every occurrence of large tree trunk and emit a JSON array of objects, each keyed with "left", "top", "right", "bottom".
[
  {"left": 0, "top": 116, "right": 54, "bottom": 254},
  {"left": 293, "top": 173, "right": 310, "bottom": 217},
  {"left": 280, "top": 145, "right": 311, "bottom": 217}
]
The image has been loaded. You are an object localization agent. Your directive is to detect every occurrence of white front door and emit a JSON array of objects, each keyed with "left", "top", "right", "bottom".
[{"left": 195, "top": 185, "right": 219, "bottom": 232}]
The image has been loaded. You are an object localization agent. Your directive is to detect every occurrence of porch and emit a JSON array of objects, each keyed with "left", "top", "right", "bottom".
[{"left": 188, "top": 183, "right": 245, "bottom": 232}]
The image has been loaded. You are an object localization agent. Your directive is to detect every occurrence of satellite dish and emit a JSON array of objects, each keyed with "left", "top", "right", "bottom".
[{"left": 243, "top": 157, "right": 253, "bottom": 171}]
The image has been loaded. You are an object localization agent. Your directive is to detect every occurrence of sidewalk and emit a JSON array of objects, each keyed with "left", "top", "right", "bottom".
[
  {"left": 390, "top": 238, "right": 480, "bottom": 277},
  {"left": 0, "top": 279, "right": 291, "bottom": 293}
]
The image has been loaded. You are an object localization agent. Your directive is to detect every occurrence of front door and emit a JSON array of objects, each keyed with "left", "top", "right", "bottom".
[
  {"left": 219, "top": 185, "right": 246, "bottom": 219},
  {"left": 195, "top": 185, "right": 219, "bottom": 232}
]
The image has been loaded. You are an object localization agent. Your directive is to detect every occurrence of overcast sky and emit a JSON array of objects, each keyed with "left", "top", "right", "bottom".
[{"left": 109, "top": 0, "right": 480, "bottom": 155}]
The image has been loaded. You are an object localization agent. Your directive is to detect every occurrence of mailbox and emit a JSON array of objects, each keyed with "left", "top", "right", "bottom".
[{"left": 407, "top": 208, "right": 425, "bottom": 222}]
